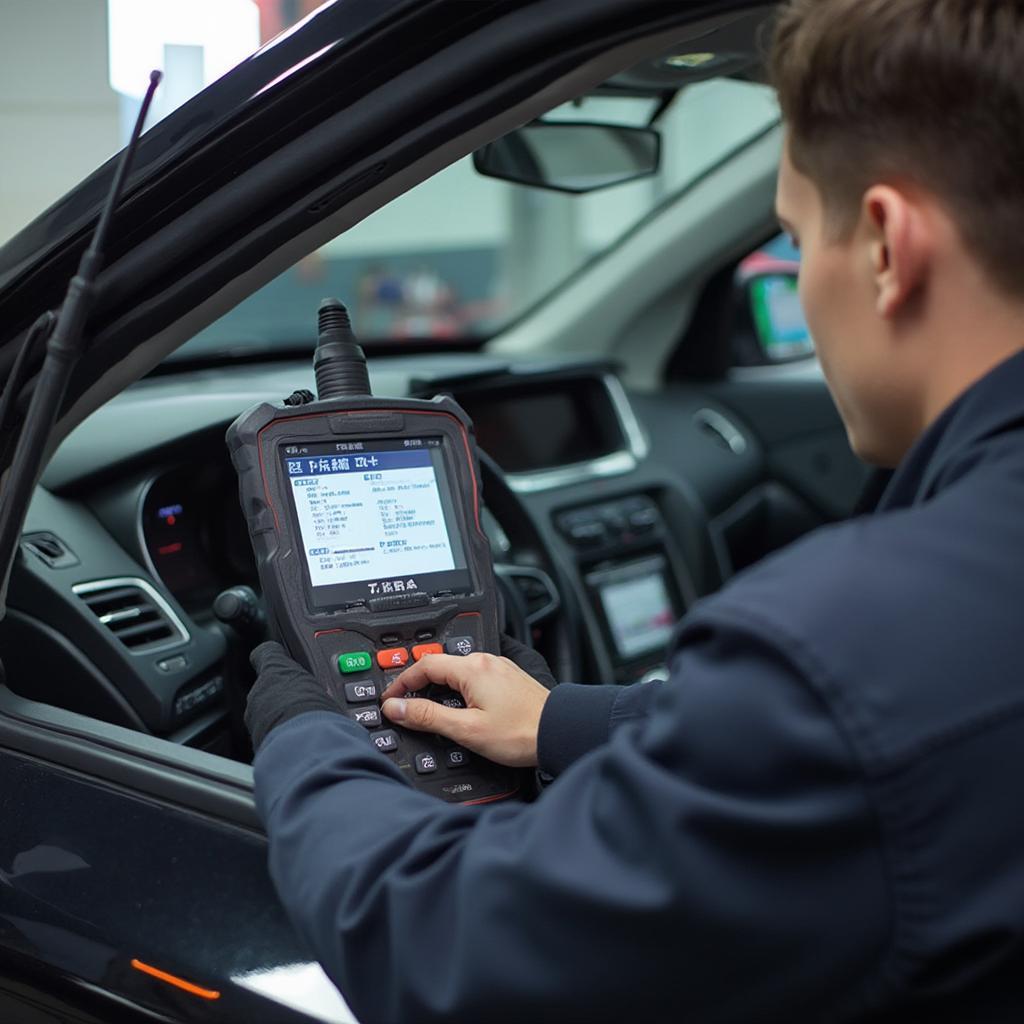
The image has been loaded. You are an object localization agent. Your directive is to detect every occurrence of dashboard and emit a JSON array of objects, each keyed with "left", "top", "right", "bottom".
[
  {"left": 3, "top": 352, "right": 832, "bottom": 758},
  {"left": 140, "top": 464, "right": 256, "bottom": 616}
]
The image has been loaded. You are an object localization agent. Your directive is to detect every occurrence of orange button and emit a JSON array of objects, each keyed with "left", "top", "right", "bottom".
[
  {"left": 412, "top": 643, "right": 444, "bottom": 661},
  {"left": 377, "top": 647, "right": 409, "bottom": 669}
]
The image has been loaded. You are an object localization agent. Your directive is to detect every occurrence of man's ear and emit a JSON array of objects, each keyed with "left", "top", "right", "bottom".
[{"left": 862, "top": 185, "right": 927, "bottom": 319}]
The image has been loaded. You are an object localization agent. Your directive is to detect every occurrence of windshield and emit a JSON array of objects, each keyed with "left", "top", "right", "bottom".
[{"left": 175, "top": 78, "right": 778, "bottom": 360}]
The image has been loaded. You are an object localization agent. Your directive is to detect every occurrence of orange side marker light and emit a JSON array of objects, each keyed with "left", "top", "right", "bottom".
[{"left": 130, "top": 958, "right": 221, "bottom": 1000}]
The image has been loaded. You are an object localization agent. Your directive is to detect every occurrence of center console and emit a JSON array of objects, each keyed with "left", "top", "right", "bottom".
[
  {"left": 557, "top": 495, "right": 690, "bottom": 684},
  {"left": 425, "top": 364, "right": 697, "bottom": 686}
]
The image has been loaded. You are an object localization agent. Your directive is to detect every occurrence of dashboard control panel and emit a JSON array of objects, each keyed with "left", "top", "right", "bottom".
[
  {"left": 557, "top": 495, "right": 663, "bottom": 553},
  {"left": 557, "top": 495, "right": 688, "bottom": 683}
]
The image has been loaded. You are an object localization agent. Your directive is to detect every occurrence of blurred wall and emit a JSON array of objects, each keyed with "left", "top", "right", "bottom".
[{"left": 0, "top": 0, "right": 119, "bottom": 245}]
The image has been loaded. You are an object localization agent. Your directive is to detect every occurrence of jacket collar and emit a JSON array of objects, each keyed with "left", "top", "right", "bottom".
[{"left": 878, "top": 349, "right": 1024, "bottom": 511}]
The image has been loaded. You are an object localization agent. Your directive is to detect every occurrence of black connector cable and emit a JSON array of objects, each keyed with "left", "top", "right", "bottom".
[{"left": 0, "top": 70, "right": 162, "bottom": 617}]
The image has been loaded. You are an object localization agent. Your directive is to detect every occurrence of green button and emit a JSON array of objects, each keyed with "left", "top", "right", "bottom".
[{"left": 338, "top": 651, "right": 372, "bottom": 674}]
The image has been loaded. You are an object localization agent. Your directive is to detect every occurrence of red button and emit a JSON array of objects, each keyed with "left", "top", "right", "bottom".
[
  {"left": 412, "top": 643, "right": 444, "bottom": 661},
  {"left": 377, "top": 648, "right": 409, "bottom": 669}
]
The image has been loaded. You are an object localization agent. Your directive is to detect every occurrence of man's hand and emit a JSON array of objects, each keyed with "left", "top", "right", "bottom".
[{"left": 380, "top": 639, "right": 555, "bottom": 767}]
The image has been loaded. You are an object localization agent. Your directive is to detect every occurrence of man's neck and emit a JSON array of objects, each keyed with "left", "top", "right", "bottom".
[{"left": 914, "top": 277, "right": 1024, "bottom": 436}]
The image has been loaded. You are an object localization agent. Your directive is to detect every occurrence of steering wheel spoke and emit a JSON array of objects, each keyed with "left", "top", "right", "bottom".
[
  {"left": 494, "top": 564, "right": 561, "bottom": 628},
  {"left": 478, "top": 450, "right": 581, "bottom": 680}
]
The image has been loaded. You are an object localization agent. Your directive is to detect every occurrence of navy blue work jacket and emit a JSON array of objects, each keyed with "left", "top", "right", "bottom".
[{"left": 254, "top": 351, "right": 1024, "bottom": 1023}]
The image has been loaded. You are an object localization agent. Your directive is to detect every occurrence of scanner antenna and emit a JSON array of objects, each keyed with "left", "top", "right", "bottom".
[{"left": 0, "top": 71, "right": 163, "bottom": 616}]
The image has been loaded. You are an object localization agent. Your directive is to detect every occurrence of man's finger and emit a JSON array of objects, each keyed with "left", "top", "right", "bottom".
[
  {"left": 380, "top": 659, "right": 434, "bottom": 700},
  {"left": 383, "top": 652, "right": 493, "bottom": 701},
  {"left": 382, "top": 693, "right": 481, "bottom": 746}
]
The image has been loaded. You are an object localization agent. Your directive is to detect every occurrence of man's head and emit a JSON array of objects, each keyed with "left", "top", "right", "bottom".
[{"left": 770, "top": 0, "right": 1024, "bottom": 466}]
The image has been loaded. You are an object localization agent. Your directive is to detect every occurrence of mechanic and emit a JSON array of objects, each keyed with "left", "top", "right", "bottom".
[{"left": 244, "top": 1, "right": 1024, "bottom": 1020}]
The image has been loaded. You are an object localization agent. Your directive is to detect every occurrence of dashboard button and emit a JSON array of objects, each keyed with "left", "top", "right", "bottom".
[
  {"left": 415, "top": 629, "right": 434, "bottom": 642},
  {"left": 446, "top": 748, "right": 469, "bottom": 768},
  {"left": 627, "top": 507, "right": 659, "bottom": 531},
  {"left": 377, "top": 648, "right": 409, "bottom": 669},
  {"left": 414, "top": 753, "right": 438, "bottom": 774},
  {"left": 157, "top": 655, "right": 189, "bottom": 673},
  {"left": 412, "top": 643, "right": 443, "bottom": 661},
  {"left": 338, "top": 651, "right": 372, "bottom": 674},
  {"left": 344, "top": 681, "right": 378, "bottom": 703},
  {"left": 567, "top": 522, "right": 606, "bottom": 546},
  {"left": 446, "top": 636, "right": 475, "bottom": 657}
]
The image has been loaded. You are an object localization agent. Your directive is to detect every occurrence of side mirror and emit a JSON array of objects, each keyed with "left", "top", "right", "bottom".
[
  {"left": 473, "top": 121, "right": 661, "bottom": 194},
  {"left": 737, "top": 271, "right": 815, "bottom": 364}
]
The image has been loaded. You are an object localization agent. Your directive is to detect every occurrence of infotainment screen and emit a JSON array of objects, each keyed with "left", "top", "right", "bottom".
[
  {"left": 452, "top": 378, "right": 626, "bottom": 474},
  {"left": 591, "top": 557, "right": 677, "bottom": 660},
  {"left": 280, "top": 438, "right": 470, "bottom": 606}
]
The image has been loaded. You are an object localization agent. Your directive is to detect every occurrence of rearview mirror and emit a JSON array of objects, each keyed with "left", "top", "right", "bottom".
[
  {"left": 744, "top": 272, "right": 815, "bottom": 363},
  {"left": 473, "top": 121, "right": 661, "bottom": 194}
]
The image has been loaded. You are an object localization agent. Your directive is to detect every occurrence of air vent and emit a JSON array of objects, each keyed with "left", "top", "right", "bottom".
[{"left": 73, "top": 578, "right": 189, "bottom": 654}]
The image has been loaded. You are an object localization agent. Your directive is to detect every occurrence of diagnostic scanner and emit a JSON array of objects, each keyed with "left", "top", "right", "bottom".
[{"left": 227, "top": 299, "right": 522, "bottom": 803}]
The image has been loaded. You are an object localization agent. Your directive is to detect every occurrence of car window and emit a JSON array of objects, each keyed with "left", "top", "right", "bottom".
[{"left": 174, "top": 78, "right": 779, "bottom": 360}]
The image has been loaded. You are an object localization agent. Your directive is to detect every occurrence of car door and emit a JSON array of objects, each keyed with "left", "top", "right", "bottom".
[
  {"left": 0, "top": 0, "right": 778, "bottom": 1018},
  {"left": 0, "top": 706, "right": 351, "bottom": 1022}
]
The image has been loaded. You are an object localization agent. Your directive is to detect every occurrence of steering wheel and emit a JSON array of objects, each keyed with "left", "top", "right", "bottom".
[{"left": 477, "top": 451, "right": 582, "bottom": 683}]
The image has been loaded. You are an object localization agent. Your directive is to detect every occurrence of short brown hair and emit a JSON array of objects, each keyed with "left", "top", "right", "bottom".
[{"left": 770, "top": 0, "right": 1024, "bottom": 299}]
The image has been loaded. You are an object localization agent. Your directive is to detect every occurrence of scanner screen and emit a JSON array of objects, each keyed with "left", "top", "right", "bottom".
[{"left": 281, "top": 438, "right": 461, "bottom": 595}]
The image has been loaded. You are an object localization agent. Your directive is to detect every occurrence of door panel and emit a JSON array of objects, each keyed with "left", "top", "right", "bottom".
[{"left": 0, "top": 747, "right": 325, "bottom": 1023}]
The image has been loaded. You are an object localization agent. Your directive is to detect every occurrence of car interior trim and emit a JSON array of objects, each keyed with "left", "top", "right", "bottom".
[
  {"left": 135, "top": 475, "right": 165, "bottom": 588},
  {"left": 508, "top": 451, "right": 640, "bottom": 495},
  {"left": 493, "top": 565, "right": 562, "bottom": 627},
  {"left": 4, "top": 608, "right": 148, "bottom": 731},
  {"left": 507, "top": 374, "right": 649, "bottom": 493},
  {"left": 0, "top": 687, "right": 260, "bottom": 829},
  {"left": 693, "top": 407, "right": 749, "bottom": 455}
]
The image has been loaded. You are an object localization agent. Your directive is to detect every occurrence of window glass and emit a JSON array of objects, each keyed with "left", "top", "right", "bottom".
[{"left": 176, "top": 79, "right": 780, "bottom": 358}]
